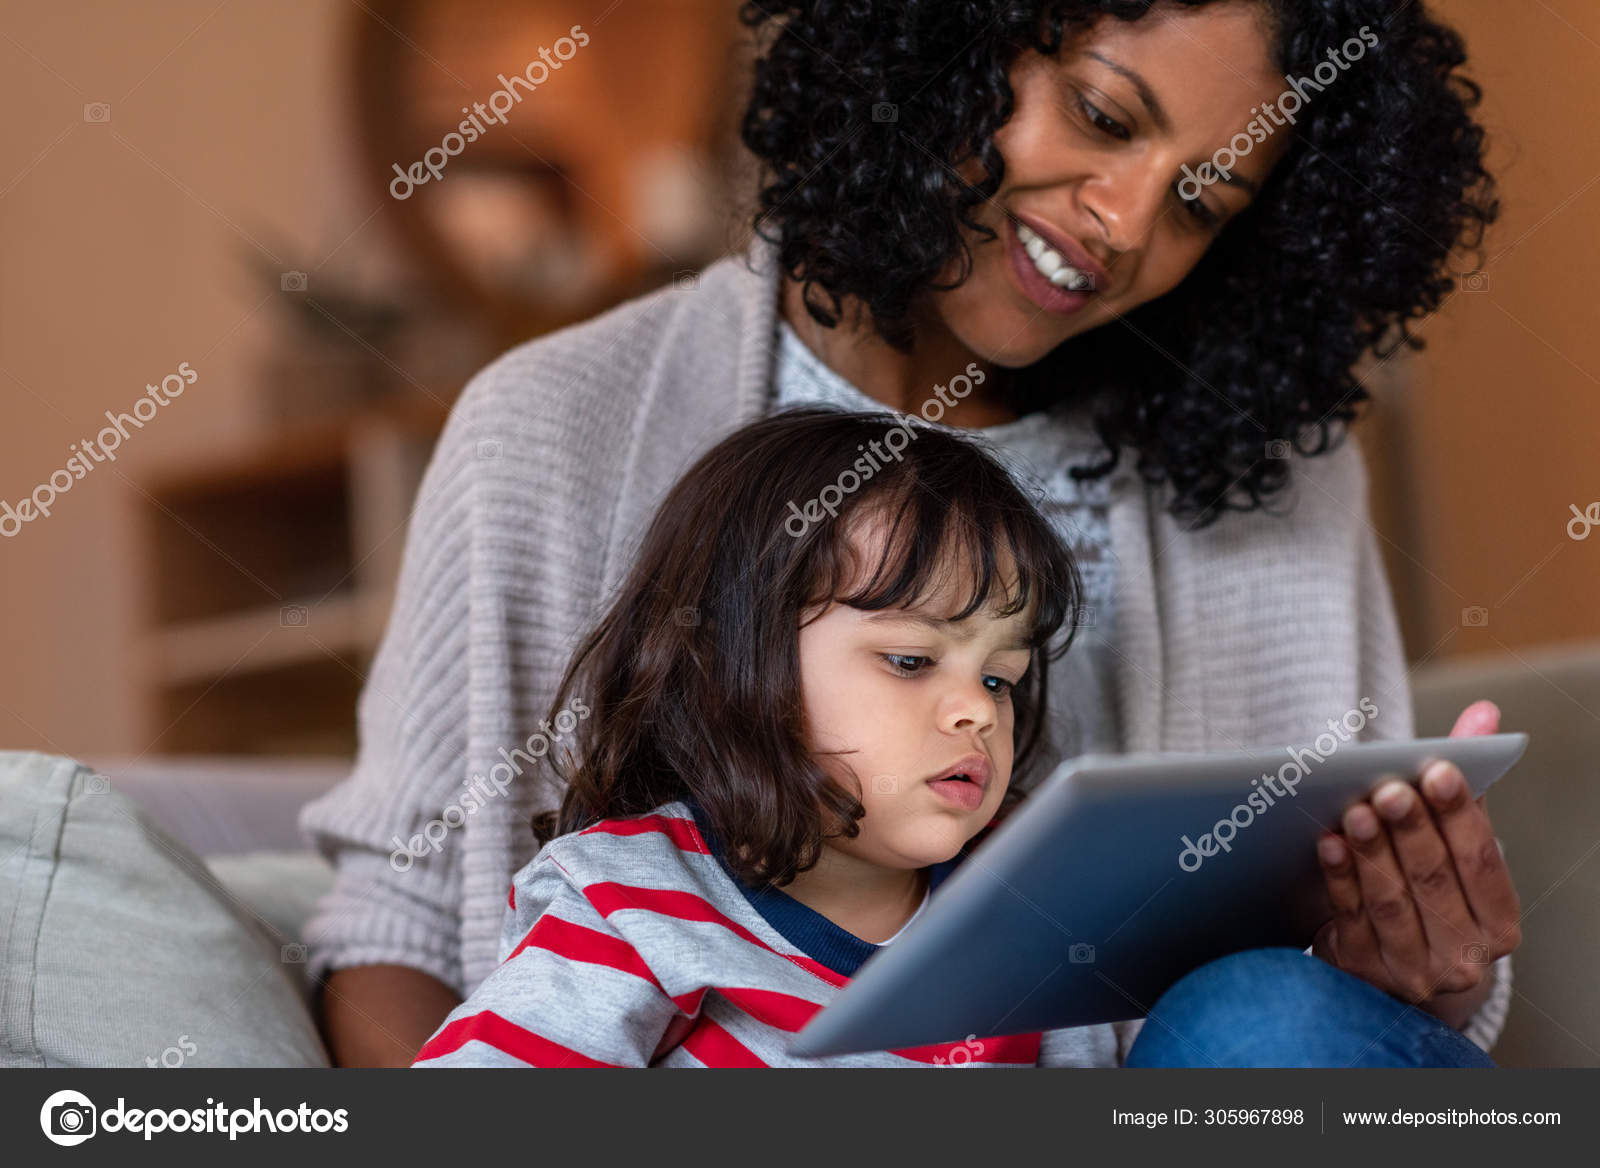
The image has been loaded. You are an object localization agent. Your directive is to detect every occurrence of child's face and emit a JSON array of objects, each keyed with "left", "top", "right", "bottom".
[{"left": 797, "top": 525, "right": 1034, "bottom": 870}]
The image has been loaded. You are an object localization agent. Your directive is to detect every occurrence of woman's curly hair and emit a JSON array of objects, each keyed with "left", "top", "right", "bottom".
[{"left": 737, "top": 0, "right": 1498, "bottom": 528}]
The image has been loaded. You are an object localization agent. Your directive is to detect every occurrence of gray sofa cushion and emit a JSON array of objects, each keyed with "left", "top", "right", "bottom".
[
  {"left": 81, "top": 755, "right": 351, "bottom": 858},
  {"left": 1412, "top": 641, "right": 1600, "bottom": 1068},
  {"left": 0, "top": 751, "right": 331, "bottom": 1067}
]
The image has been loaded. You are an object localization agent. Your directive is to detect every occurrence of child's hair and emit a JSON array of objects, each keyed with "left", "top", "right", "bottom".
[{"left": 529, "top": 405, "right": 1083, "bottom": 888}]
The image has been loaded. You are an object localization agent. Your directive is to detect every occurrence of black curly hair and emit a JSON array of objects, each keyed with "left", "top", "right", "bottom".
[{"left": 737, "top": 0, "right": 1498, "bottom": 528}]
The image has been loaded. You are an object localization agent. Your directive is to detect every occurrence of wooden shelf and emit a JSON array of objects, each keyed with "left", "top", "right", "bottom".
[
  {"left": 131, "top": 404, "right": 444, "bottom": 755},
  {"left": 140, "top": 397, "right": 449, "bottom": 500},
  {"left": 135, "top": 588, "right": 393, "bottom": 688}
]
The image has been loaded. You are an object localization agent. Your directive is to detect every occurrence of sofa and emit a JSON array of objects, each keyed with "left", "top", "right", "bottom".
[
  {"left": 1409, "top": 640, "right": 1600, "bottom": 1068},
  {"left": 3, "top": 642, "right": 1597, "bottom": 1067},
  {"left": 0, "top": 755, "right": 343, "bottom": 1067}
]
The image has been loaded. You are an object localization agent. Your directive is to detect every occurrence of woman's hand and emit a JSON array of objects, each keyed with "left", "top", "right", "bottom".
[{"left": 1311, "top": 700, "right": 1522, "bottom": 1028}]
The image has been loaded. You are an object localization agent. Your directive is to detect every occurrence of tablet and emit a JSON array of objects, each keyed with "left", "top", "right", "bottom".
[{"left": 787, "top": 732, "right": 1528, "bottom": 1057}]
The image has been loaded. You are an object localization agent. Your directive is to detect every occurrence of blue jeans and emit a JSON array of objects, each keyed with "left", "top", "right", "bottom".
[{"left": 1124, "top": 948, "right": 1496, "bottom": 1067}]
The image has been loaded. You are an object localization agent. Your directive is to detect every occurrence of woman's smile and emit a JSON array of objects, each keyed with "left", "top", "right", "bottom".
[
  {"left": 1004, "top": 212, "right": 1102, "bottom": 317},
  {"left": 932, "top": 5, "right": 1295, "bottom": 369}
]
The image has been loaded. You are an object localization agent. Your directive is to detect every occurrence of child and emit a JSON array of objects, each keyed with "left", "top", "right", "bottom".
[{"left": 411, "top": 405, "right": 1129, "bottom": 1067}]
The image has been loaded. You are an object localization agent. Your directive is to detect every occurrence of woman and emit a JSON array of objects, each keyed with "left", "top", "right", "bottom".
[{"left": 301, "top": 0, "right": 1518, "bottom": 1066}]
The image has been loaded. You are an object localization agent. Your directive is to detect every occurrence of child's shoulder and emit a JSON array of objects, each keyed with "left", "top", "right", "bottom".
[
  {"left": 514, "top": 800, "right": 712, "bottom": 895},
  {"left": 497, "top": 802, "right": 718, "bottom": 967}
]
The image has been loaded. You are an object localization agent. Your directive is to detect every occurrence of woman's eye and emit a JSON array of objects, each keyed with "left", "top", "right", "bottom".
[
  {"left": 1174, "top": 183, "right": 1221, "bottom": 228},
  {"left": 1077, "top": 95, "right": 1129, "bottom": 141},
  {"left": 883, "top": 654, "right": 931, "bottom": 675},
  {"left": 984, "top": 676, "right": 1015, "bottom": 698}
]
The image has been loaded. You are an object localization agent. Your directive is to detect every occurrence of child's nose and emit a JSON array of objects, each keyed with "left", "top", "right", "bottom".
[{"left": 938, "top": 680, "right": 999, "bottom": 735}]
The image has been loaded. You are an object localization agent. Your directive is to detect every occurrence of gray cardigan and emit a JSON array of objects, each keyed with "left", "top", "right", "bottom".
[{"left": 298, "top": 229, "right": 1510, "bottom": 1049}]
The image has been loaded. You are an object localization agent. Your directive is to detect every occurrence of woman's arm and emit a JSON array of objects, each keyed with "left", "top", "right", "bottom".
[
  {"left": 296, "top": 388, "right": 485, "bottom": 1036},
  {"left": 320, "top": 965, "right": 464, "bottom": 1067}
]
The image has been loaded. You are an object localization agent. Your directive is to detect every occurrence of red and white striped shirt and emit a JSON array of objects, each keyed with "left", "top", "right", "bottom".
[{"left": 412, "top": 800, "right": 1135, "bottom": 1067}]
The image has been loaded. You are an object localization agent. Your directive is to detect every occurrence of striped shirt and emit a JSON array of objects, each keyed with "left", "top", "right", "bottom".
[{"left": 411, "top": 800, "right": 1137, "bottom": 1068}]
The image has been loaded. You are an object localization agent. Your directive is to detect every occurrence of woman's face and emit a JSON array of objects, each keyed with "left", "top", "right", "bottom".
[{"left": 934, "top": 3, "right": 1295, "bottom": 368}]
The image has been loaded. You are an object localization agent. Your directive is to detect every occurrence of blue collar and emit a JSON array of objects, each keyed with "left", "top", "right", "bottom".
[{"left": 681, "top": 796, "right": 962, "bottom": 977}]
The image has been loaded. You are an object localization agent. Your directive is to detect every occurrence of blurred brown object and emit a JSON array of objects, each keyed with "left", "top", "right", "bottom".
[
  {"left": 118, "top": 1, "right": 760, "bottom": 757},
  {"left": 346, "top": 0, "right": 753, "bottom": 349},
  {"left": 129, "top": 400, "right": 449, "bottom": 755}
]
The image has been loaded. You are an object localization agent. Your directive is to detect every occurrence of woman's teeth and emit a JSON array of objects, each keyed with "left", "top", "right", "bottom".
[{"left": 1017, "top": 223, "right": 1095, "bottom": 291}]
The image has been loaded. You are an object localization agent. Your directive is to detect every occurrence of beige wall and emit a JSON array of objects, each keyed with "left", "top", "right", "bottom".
[
  {"left": 1371, "top": 0, "right": 1600, "bottom": 662},
  {"left": 0, "top": 1, "right": 374, "bottom": 754},
  {"left": 0, "top": 0, "right": 1594, "bottom": 756}
]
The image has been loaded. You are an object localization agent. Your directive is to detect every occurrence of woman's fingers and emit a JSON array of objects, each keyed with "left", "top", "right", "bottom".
[
  {"left": 1311, "top": 918, "right": 1340, "bottom": 966},
  {"left": 1449, "top": 699, "right": 1500, "bottom": 738},
  {"left": 1316, "top": 833, "right": 1380, "bottom": 974},
  {"left": 1341, "top": 799, "right": 1434, "bottom": 1001},
  {"left": 1312, "top": 708, "right": 1523, "bottom": 1010},
  {"left": 1420, "top": 760, "right": 1523, "bottom": 957},
  {"left": 1371, "top": 776, "right": 1485, "bottom": 993}
]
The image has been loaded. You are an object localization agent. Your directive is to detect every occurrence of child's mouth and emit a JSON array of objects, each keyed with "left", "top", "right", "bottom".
[
  {"left": 925, "top": 752, "right": 990, "bottom": 811},
  {"left": 927, "top": 775, "right": 985, "bottom": 811}
]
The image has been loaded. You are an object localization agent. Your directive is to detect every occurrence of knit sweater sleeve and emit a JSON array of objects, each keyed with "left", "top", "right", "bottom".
[
  {"left": 1035, "top": 1022, "right": 1125, "bottom": 1067},
  {"left": 292, "top": 385, "right": 489, "bottom": 995},
  {"left": 293, "top": 270, "right": 721, "bottom": 997},
  {"left": 410, "top": 848, "right": 683, "bottom": 1068}
]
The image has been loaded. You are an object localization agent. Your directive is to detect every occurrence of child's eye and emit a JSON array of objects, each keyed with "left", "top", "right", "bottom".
[{"left": 884, "top": 655, "right": 1016, "bottom": 699}]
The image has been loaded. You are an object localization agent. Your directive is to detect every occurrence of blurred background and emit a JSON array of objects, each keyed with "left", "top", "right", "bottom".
[
  {"left": 0, "top": 0, "right": 1594, "bottom": 759},
  {"left": 0, "top": 0, "right": 1595, "bottom": 1065},
  {"left": 0, "top": 0, "right": 760, "bottom": 756}
]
